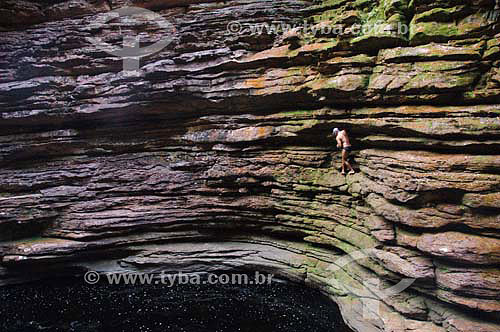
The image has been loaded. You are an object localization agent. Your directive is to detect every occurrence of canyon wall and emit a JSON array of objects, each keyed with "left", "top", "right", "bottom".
[{"left": 0, "top": 1, "right": 499, "bottom": 331}]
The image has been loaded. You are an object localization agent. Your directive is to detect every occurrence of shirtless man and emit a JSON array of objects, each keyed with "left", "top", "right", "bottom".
[{"left": 332, "top": 128, "right": 355, "bottom": 175}]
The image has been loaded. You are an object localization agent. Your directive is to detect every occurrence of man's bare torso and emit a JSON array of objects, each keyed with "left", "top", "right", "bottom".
[{"left": 338, "top": 130, "right": 351, "bottom": 148}]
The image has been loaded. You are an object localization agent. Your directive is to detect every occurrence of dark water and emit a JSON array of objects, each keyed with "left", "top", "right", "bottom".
[{"left": 0, "top": 274, "right": 352, "bottom": 332}]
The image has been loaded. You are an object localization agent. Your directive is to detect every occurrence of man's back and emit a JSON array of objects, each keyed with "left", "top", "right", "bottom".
[{"left": 338, "top": 130, "right": 351, "bottom": 148}]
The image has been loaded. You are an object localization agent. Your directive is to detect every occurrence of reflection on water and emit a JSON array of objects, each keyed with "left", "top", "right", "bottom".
[{"left": 0, "top": 273, "right": 353, "bottom": 332}]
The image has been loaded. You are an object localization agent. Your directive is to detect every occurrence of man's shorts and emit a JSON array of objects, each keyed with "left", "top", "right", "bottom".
[{"left": 343, "top": 146, "right": 352, "bottom": 153}]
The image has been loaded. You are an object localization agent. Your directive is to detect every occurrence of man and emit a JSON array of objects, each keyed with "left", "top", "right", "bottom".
[{"left": 332, "top": 128, "right": 355, "bottom": 175}]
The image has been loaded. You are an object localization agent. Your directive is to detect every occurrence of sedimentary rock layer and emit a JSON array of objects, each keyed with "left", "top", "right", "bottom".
[{"left": 0, "top": 1, "right": 499, "bottom": 332}]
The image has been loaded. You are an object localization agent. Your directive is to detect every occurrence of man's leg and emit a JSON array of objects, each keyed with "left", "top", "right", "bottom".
[
  {"left": 344, "top": 150, "right": 355, "bottom": 174},
  {"left": 341, "top": 149, "right": 347, "bottom": 175}
]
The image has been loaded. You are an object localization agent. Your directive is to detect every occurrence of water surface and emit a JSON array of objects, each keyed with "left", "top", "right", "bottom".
[{"left": 0, "top": 274, "right": 352, "bottom": 332}]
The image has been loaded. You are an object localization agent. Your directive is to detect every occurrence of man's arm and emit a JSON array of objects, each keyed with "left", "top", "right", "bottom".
[{"left": 336, "top": 136, "right": 343, "bottom": 149}]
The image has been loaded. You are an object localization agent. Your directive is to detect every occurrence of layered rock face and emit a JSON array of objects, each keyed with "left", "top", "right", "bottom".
[{"left": 0, "top": 0, "right": 499, "bottom": 331}]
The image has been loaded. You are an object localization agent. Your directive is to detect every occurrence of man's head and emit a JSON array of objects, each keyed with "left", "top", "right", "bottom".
[{"left": 332, "top": 128, "right": 340, "bottom": 137}]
